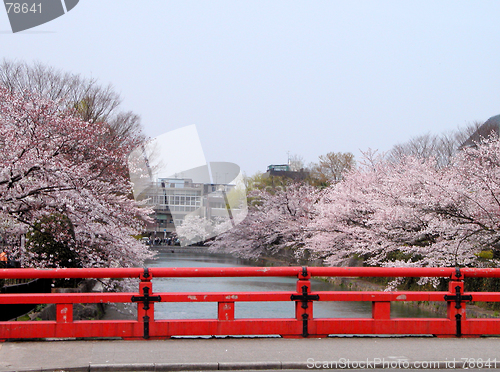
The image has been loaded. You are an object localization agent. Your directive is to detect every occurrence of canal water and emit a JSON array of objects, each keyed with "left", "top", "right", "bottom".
[{"left": 145, "top": 248, "right": 439, "bottom": 320}]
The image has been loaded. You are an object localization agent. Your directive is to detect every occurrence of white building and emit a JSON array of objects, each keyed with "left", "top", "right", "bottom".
[{"left": 138, "top": 178, "right": 236, "bottom": 237}]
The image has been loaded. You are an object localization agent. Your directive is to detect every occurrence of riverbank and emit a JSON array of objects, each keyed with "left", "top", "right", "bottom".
[{"left": 156, "top": 246, "right": 210, "bottom": 254}]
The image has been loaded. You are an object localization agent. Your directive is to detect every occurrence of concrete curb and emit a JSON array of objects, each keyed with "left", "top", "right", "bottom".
[
  {"left": 155, "top": 363, "right": 219, "bottom": 371},
  {"left": 89, "top": 363, "right": 156, "bottom": 371},
  {"left": 5, "top": 361, "right": 300, "bottom": 372},
  {"left": 3, "top": 360, "right": 478, "bottom": 371},
  {"left": 219, "top": 362, "right": 282, "bottom": 370}
]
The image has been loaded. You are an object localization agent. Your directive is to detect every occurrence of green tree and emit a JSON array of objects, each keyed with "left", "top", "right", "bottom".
[{"left": 309, "top": 151, "right": 355, "bottom": 186}]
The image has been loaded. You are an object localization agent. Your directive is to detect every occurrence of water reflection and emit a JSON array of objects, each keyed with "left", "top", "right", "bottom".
[{"left": 145, "top": 248, "right": 439, "bottom": 320}]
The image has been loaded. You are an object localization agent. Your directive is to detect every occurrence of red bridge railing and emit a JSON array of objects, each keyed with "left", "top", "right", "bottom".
[{"left": 1, "top": 266, "right": 500, "bottom": 340}]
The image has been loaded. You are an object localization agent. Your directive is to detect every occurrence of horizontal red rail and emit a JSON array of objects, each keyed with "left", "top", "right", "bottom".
[
  {"left": 3, "top": 290, "right": 496, "bottom": 304},
  {"left": 0, "top": 267, "right": 144, "bottom": 279},
  {"left": 3, "top": 266, "right": 500, "bottom": 279},
  {"left": 1, "top": 266, "right": 500, "bottom": 340}
]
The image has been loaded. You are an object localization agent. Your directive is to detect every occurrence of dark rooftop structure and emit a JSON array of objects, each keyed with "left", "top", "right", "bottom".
[
  {"left": 263, "top": 164, "right": 309, "bottom": 181},
  {"left": 460, "top": 114, "right": 500, "bottom": 149}
]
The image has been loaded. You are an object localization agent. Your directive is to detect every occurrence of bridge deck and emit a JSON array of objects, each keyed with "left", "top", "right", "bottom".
[{"left": 1, "top": 337, "right": 500, "bottom": 371}]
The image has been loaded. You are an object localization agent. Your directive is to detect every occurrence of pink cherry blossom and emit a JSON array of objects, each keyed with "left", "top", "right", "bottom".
[{"left": 0, "top": 85, "right": 153, "bottom": 268}]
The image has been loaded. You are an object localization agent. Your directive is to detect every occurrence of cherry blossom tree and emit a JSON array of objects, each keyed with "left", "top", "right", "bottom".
[
  {"left": 209, "top": 137, "right": 500, "bottom": 272},
  {"left": 0, "top": 60, "right": 145, "bottom": 181},
  {"left": 209, "top": 182, "right": 320, "bottom": 261},
  {"left": 175, "top": 215, "right": 215, "bottom": 246},
  {"left": 308, "top": 141, "right": 500, "bottom": 270},
  {"left": 0, "top": 85, "right": 152, "bottom": 269}
]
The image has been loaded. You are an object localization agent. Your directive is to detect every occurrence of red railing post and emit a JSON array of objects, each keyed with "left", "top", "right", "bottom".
[
  {"left": 289, "top": 267, "right": 316, "bottom": 337},
  {"left": 295, "top": 269, "right": 312, "bottom": 318},
  {"left": 218, "top": 302, "right": 235, "bottom": 321},
  {"left": 55, "top": 302, "right": 74, "bottom": 338},
  {"left": 372, "top": 301, "right": 391, "bottom": 319},
  {"left": 447, "top": 270, "right": 467, "bottom": 337},
  {"left": 132, "top": 268, "right": 161, "bottom": 339},
  {"left": 447, "top": 280, "right": 465, "bottom": 319},
  {"left": 56, "top": 303, "right": 73, "bottom": 323},
  {"left": 137, "top": 281, "right": 152, "bottom": 320}
]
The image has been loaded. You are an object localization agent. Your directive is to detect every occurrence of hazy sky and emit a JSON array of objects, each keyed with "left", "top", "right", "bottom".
[{"left": 2, "top": 1, "right": 499, "bottom": 176}]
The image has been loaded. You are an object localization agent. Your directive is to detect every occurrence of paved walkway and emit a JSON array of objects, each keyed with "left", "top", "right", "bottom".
[{"left": 1, "top": 337, "right": 500, "bottom": 371}]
